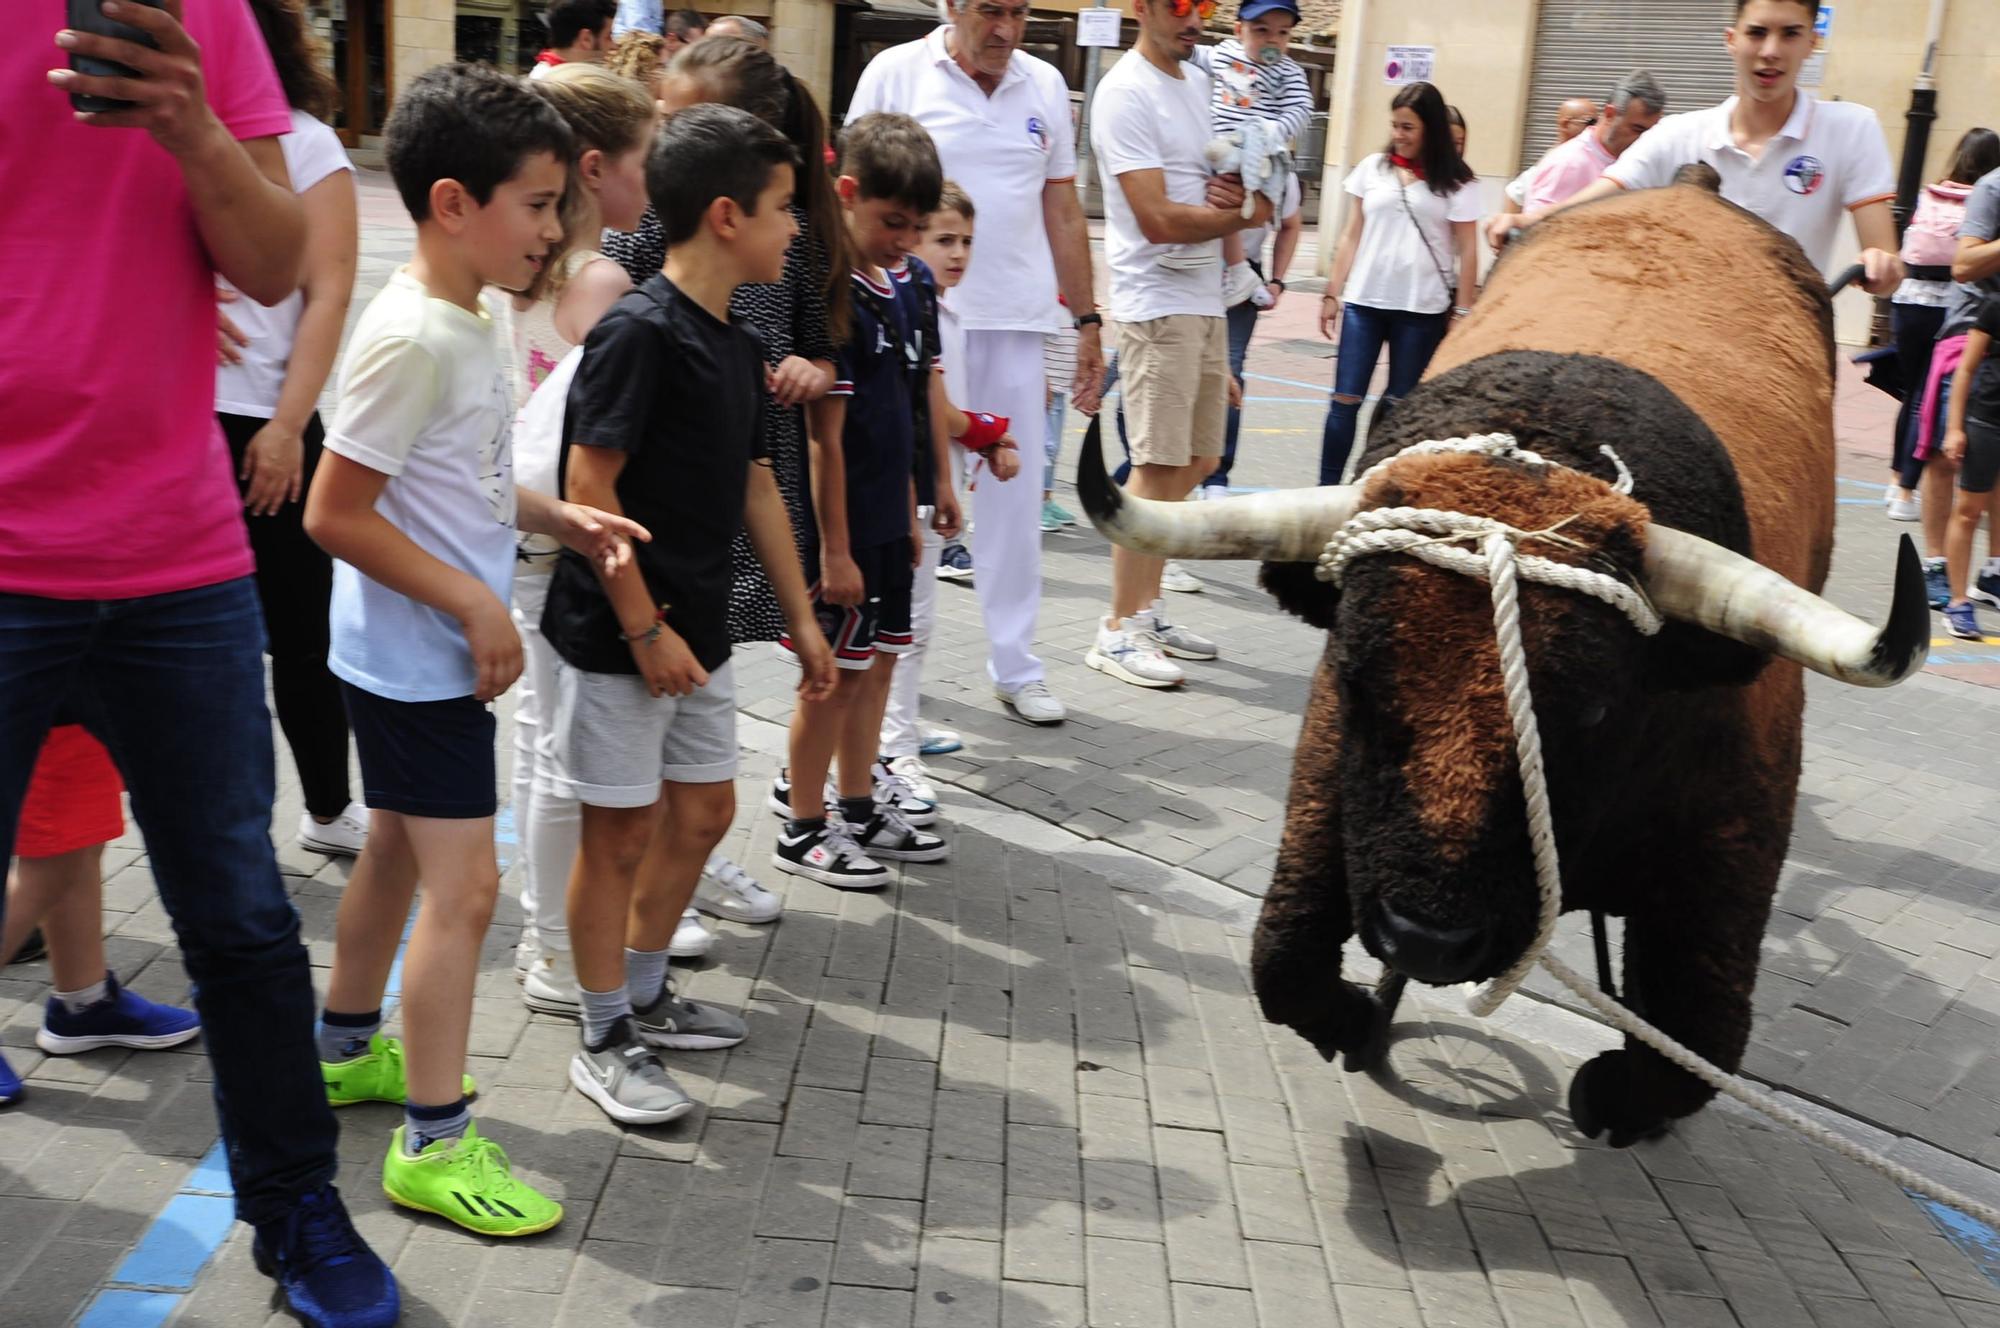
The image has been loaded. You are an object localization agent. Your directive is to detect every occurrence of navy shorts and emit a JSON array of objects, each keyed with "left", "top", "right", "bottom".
[
  {"left": 340, "top": 683, "right": 497, "bottom": 819},
  {"left": 1961, "top": 417, "right": 2000, "bottom": 494},
  {"left": 781, "top": 537, "right": 914, "bottom": 671}
]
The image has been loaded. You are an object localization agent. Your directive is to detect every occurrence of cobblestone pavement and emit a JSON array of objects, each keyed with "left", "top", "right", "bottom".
[{"left": 7, "top": 171, "right": 2000, "bottom": 1325}]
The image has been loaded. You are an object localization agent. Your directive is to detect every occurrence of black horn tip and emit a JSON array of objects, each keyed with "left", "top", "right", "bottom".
[
  {"left": 1873, "top": 534, "right": 1931, "bottom": 683},
  {"left": 1077, "top": 415, "right": 1121, "bottom": 529}
]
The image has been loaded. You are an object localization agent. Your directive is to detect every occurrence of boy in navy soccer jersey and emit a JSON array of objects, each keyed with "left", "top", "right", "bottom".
[{"left": 773, "top": 113, "right": 955, "bottom": 890}]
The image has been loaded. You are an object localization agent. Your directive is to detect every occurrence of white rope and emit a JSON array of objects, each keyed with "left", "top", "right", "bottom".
[{"left": 1327, "top": 432, "right": 2000, "bottom": 1230}]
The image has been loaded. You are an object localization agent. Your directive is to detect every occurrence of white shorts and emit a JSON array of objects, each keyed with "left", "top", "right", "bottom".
[{"left": 544, "top": 659, "right": 738, "bottom": 807}]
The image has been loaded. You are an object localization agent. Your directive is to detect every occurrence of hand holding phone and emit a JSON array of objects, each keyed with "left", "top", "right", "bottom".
[{"left": 63, "top": 0, "right": 163, "bottom": 113}]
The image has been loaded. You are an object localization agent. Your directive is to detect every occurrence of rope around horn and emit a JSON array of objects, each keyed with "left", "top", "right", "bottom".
[{"left": 1320, "top": 432, "right": 2000, "bottom": 1230}]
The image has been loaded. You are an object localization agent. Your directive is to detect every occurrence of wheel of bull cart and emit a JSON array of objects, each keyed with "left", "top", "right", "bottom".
[{"left": 1342, "top": 971, "right": 1408, "bottom": 1073}]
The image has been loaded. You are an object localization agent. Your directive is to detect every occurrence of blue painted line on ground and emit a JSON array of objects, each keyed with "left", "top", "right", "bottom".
[
  {"left": 1244, "top": 369, "right": 1338, "bottom": 393},
  {"left": 1915, "top": 1194, "right": 2000, "bottom": 1289},
  {"left": 78, "top": 823, "right": 493, "bottom": 1326}
]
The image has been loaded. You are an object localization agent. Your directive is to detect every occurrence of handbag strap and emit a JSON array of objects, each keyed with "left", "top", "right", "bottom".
[{"left": 1394, "top": 165, "right": 1457, "bottom": 305}]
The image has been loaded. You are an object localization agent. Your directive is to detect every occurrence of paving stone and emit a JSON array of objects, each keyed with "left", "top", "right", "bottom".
[
  {"left": 1003, "top": 1194, "right": 1085, "bottom": 1286},
  {"left": 834, "top": 1197, "right": 923, "bottom": 1290},
  {"left": 1083, "top": 1236, "right": 1171, "bottom": 1328},
  {"left": 914, "top": 1235, "right": 1002, "bottom": 1328}
]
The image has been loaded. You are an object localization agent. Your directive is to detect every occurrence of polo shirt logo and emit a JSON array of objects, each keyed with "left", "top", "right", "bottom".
[
  {"left": 1027, "top": 115, "right": 1049, "bottom": 152},
  {"left": 1783, "top": 154, "right": 1826, "bottom": 197}
]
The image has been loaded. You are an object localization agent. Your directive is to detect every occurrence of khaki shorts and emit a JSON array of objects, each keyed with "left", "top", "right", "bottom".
[{"left": 1117, "top": 313, "right": 1230, "bottom": 468}]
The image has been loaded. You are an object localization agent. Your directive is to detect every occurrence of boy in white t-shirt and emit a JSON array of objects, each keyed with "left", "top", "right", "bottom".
[{"left": 302, "top": 65, "right": 644, "bottom": 1237}]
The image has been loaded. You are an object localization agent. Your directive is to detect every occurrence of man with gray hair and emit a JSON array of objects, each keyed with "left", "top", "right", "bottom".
[
  {"left": 1515, "top": 71, "right": 1667, "bottom": 214},
  {"left": 706, "top": 14, "right": 767, "bottom": 44},
  {"left": 845, "top": 0, "right": 1107, "bottom": 726}
]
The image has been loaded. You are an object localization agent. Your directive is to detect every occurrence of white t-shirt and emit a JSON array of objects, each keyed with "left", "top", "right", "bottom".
[
  {"left": 214, "top": 109, "right": 354, "bottom": 418},
  {"left": 1339, "top": 154, "right": 1482, "bottom": 315},
  {"left": 1604, "top": 95, "right": 1895, "bottom": 277},
  {"left": 936, "top": 296, "right": 969, "bottom": 405},
  {"left": 325, "top": 269, "right": 519, "bottom": 703},
  {"left": 846, "top": 27, "right": 1077, "bottom": 334},
  {"left": 1092, "top": 50, "right": 1225, "bottom": 325}
]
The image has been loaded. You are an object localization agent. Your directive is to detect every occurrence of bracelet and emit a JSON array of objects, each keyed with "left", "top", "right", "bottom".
[
  {"left": 1453, "top": 306, "right": 1472, "bottom": 317},
  {"left": 619, "top": 603, "right": 671, "bottom": 643}
]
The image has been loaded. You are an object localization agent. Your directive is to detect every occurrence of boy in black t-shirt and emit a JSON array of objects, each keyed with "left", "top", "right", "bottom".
[
  {"left": 1941, "top": 297, "right": 2000, "bottom": 641},
  {"left": 773, "top": 113, "right": 952, "bottom": 890},
  {"left": 539, "top": 106, "right": 834, "bottom": 1126}
]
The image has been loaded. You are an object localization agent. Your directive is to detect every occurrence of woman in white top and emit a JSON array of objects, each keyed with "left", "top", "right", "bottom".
[
  {"left": 1317, "top": 81, "right": 1481, "bottom": 485},
  {"left": 509, "top": 64, "right": 664, "bottom": 995},
  {"left": 213, "top": 0, "right": 363, "bottom": 856}
]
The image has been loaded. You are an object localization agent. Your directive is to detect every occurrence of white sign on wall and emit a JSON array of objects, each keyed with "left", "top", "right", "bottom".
[
  {"left": 1383, "top": 45, "right": 1435, "bottom": 85},
  {"left": 1077, "top": 7, "right": 1122, "bottom": 47}
]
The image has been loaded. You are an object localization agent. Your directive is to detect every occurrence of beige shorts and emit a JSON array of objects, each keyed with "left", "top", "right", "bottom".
[{"left": 1116, "top": 314, "right": 1230, "bottom": 468}]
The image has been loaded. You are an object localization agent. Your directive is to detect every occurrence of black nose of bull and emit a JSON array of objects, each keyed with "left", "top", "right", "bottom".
[{"left": 1363, "top": 900, "right": 1494, "bottom": 985}]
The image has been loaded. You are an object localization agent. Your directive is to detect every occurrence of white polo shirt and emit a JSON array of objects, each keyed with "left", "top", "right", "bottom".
[
  {"left": 846, "top": 26, "right": 1077, "bottom": 334},
  {"left": 1603, "top": 94, "right": 1894, "bottom": 277}
]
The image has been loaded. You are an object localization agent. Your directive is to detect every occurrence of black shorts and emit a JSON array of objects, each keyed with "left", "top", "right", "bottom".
[
  {"left": 783, "top": 537, "right": 914, "bottom": 671},
  {"left": 340, "top": 683, "right": 498, "bottom": 819},
  {"left": 1961, "top": 417, "right": 2000, "bottom": 494}
]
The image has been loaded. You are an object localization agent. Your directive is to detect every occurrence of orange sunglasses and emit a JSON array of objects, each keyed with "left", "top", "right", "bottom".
[{"left": 1165, "top": 0, "right": 1219, "bottom": 17}]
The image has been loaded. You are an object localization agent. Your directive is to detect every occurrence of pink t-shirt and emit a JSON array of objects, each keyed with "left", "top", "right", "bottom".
[
  {"left": 0, "top": 2, "right": 292, "bottom": 599},
  {"left": 1521, "top": 126, "right": 1617, "bottom": 214}
]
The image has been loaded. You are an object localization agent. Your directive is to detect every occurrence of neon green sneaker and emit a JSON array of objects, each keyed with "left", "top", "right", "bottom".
[
  {"left": 382, "top": 1122, "right": 563, "bottom": 1237},
  {"left": 322, "top": 1034, "right": 477, "bottom": 1107}
]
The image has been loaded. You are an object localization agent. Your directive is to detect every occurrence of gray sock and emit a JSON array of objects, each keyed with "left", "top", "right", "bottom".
[
  {"left": 625, "top": 946, "right": 671, "bottom": 1011},
  {"left": 580, "top": 983, "right": 631, "bottom": 1048},
  {"left": 1983, "top": 557, "right": 2000, "bottom": 577},
  {"left": 316, "top": 1008, "right": 382, "bottom": 1063},
  {"left": 54, "top": 975, "right": 110, "bottom": 1015},
  {"left": 404, "top": 1098, "right": 472, "bottom": 1155}
]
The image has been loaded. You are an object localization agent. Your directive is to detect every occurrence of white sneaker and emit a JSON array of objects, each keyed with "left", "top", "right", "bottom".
[
  {"left": 296, "top": 802, "right": 368, "bottom": 857},
  {"left": 1224, "top": 259, "right": 1261, "bottom": 307},
  {"left": 996, "top": 679, "right": 1067, "bottom": 725},
  {"left": 1087, "top": 618, "right": 1185, "bottom": 688},
  {"left": 669, "top": 908, "right": 714, "bottom": 959},
  {"left": 1160, "top": 562, "right": 1205, "bottom": 594},
  {"left": 514, "top": 933, "right": 540, "bottom": 983},
  {"left": 523, "top": 950, "right": 579, "bottom": 1017},
  {"left": 1136, "top": 600, "right": 1219, "bottom": 660},
  {"left": 695, "top": 855, "right": 783, "bottom": 924},
  {"left": 885, "top": 755, "right": 938, "bottom": 805},
  {"left": 1887, "top": 496, "right": 1921, "bottom": 522}
]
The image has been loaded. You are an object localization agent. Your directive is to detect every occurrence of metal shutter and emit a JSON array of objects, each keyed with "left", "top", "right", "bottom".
[{"left": 1520, "top": 1, "right": 1740, "bottom": 172}]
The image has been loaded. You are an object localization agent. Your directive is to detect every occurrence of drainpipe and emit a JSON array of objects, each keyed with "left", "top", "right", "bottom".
[{"left": 1893, "top": 0, "right": 1950, "bottom": 233}]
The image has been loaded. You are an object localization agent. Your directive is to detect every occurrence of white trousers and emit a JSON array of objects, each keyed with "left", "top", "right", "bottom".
[
  {"left": 964, "top": 329, "right": 1048, "bottom": 691},
  {"left": 510, "top": 570, "right": 578, "bottom": 953},
  {"left": 880, "top": 520, "right": 944, "bottom": 759}
]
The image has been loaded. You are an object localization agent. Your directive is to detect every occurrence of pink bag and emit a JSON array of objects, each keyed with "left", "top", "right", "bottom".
[{"left": 1901, "top": 182, "right": 1973, "bottom": 269}]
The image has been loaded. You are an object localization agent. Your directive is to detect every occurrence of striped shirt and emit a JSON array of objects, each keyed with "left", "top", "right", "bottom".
[{"left": 1193, "top": 38, "right": 1313, "bottom": 144}]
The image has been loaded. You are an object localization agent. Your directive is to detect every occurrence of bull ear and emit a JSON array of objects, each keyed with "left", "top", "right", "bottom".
[
  {"left": 1642, "top": 623, "right": 1768, "bottom": 693},
  {"left": 1260, "top": 560, "right": 1342, "bottom": 630}
]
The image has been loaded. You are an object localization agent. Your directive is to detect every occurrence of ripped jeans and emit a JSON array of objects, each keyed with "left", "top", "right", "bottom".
[{"left": 1318, "top": 302, "right": 1450, "bottom": 485}]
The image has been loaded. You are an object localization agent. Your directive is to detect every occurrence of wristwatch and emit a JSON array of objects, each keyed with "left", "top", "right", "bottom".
[
  {"left": 1270, "top": 280, "right": 1285, "bottom": 293},
  {"left": 1073, "top": 312, "right": 1103, "bottom": 330}
]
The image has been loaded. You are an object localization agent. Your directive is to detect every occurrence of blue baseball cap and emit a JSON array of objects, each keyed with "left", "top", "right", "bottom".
[{"left": 1237, "top": 0, "right": 1300, "bottom": 21}]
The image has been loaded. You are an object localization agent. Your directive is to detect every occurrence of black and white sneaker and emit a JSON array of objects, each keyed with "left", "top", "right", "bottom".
[
  {"left": 870, "top": 758, "right": 938, "bottom": 827},
  {"left": 773, "top": 821, "right": 892, "bottom": 890},
  {"left": 850, "top": 806, "right": 948, "bottom": 863}
]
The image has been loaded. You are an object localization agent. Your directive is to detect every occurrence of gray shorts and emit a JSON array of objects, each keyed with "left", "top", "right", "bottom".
[{"left": 544, "top": 659, "right": 738, "bottom": 806}]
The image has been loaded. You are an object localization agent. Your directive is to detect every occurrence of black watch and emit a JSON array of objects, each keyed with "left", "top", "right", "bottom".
[
  {"left": 1270, "top": 280, "right": 1285, "bottom": 292},
  {"left": 1073, "top": 312, "right": 1103, "bottom": 330}
]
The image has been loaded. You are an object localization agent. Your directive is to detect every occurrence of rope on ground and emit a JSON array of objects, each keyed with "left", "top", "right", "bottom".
[{"left": 1322, "top": 431, "right": 2000, "bottom": 1232}]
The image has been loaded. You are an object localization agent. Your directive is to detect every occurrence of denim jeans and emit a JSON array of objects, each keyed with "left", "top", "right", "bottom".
[
  {"left": 1318, "top": 302, "right": 1451, "bottom": 485},
  {"left": 0, "top": 577, "right": 339, "bottom": 1226},
  {"left": 1208, "top": 299, "right": 1260, "bottom": 491}
]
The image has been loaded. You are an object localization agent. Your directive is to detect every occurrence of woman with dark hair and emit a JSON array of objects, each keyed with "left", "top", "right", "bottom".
[
  {"left": 1886, "top": 126, "right": 2000, "bottom": 531},
  {"left": 1447, "top": 103, "right": 1468, "bottom": 157},
  {"left": 1315, "top": 81, "right": 1481, "bottom": 485},
  {"left": 214, "top": 0, "right": 365, "bottom": 855}
]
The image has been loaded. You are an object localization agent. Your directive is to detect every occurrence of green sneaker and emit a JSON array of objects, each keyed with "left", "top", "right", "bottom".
[
  {"left": 322, "top": 1034, "right": 477, "bottom": 1107},
  {"left": 382, "top": 1122, "right": 563, "bottom": 1237}
]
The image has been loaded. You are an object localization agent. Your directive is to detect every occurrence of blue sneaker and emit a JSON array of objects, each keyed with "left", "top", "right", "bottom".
[
  {"left": 1972, "top": 570, "right": 2000, "bottom": 611},
  {"left": 1924, "top": 558, "right": 1950, "bottom": 610},
  {"left": 36, "top": 972, "right": 201, "bottom": 1054},
  {"left": 918, "top": 729, "right": 963, "bottom": 756},
  {"left": 937, "top": 542, "right": 974, "bottom": 583},
  {"left": 0, "top": 1051, "right": 21, "bottom": 1106},
  {"left": 1944, "top": 601, "right": 1986, "bottom": 642},
  {"left": 252, "top": 1185, "right": 400, "bottom": 1328}
]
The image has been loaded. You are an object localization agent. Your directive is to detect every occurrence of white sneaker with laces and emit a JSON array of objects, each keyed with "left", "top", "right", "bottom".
[
  {"left": 1886, "top": 496, "right": 1921, "bottom": 522},
  {"left": 523, "top": 950, "right": 580, "bottom": 1016},
  {"left": 297, "top": 801, "right": 369, "bottom": 857},
  {"left": 1087, "top": 618, "right": 1185, "bottom": 688},
  {"left": 885, "top": 755, "right": 938, "bottom": 805},
  {"left": 996, "top": 679, "right": 1067, "bottom": 725},
  {"left": 1159, "top": 562, "right": 1205, "bottom": 594},
  {"left": 669, "top": 908, "right": 714, "bottom": 958},
  {"left": 514, "top": 933, "right": 540, "bottom": 982},
  {"left": 1135, "top": 599, "right": 1219, "bottom": 660},
  {"left": 695, "top": 855, "right": 783, "bottom": 924}
]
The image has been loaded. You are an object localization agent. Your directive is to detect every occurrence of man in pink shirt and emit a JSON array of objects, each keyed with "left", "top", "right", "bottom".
[
  {"left": 3, "top": 4, "right": 397, "bottom": 1324},
  {"left": 1519, "top": 70, "right": 1668, "bottom": 214}
]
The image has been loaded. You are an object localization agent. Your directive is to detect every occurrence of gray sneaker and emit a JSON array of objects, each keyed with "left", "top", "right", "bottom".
[
  {"left": 1137, "top": 599, "right": 1218, "bottom": 660},
  {"left": 569, "top": 1019, "right": 694, "bottom": 1125},
  {"left": 633, "top": 986, "right": 748, "bottom": 1051}
]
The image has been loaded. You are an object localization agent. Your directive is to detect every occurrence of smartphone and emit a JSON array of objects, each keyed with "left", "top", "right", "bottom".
[{"left": 66, "top": 0, "right": 163, "bottom": 114}]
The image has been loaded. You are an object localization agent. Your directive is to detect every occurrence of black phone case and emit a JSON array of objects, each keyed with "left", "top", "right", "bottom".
[{"left": 66, "top": 0, "right": 163, "bottom": 113}]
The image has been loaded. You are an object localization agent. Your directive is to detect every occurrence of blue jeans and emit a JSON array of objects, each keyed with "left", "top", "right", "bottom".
[
  {"left": 1318, "top": 302, "right": 1451, "bottom": 485},
  {"left": 1207, "top": 299, "right": 1260, "bottom": 491},
  {"left": 0, "top": 577, "right": 339, "bottom": 1226}
]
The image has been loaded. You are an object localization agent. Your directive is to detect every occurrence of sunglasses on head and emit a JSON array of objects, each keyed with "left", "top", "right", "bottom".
[{"left": 1165, "top": 0, "right": 1218, "bottom": 18}]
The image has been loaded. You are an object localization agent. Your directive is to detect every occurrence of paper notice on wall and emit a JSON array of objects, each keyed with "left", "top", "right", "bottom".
[
  {"left": 1384, "top": 46, "right": 1435, "bottom": 85},
  {"left": 1800, "top": 51, "right": 1826, "bottom": 87},
  {"left": 1077, "top": 7, "right": 1122, "bottom": 47}
]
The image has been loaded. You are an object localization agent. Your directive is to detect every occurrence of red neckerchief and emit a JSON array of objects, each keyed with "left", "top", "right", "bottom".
[
  {"left": 1388, "top": 152, "right": 1425, "bottom": 179},
  {"left": 534, "top": 49, "right": 563, "bottom": 66}
]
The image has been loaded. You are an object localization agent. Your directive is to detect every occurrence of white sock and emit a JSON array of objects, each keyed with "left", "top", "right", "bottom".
[
  {"left": 626, "top": 946, "right": 672, "bottom": 1010},
  {"left": 54, "top": 975, "right": 110, "bottom": 1015},
  {"left": 580, "top": 983, "right": 631, "bottom": 1048}
]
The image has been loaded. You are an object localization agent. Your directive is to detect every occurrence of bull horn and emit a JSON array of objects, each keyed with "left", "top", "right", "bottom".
[
  {"left": 1076, "top": 415, "right": 1359, "bottom": 561},
  {"left": 1643, "top": 527, "right": 1930, "bottom": 687}
]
